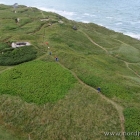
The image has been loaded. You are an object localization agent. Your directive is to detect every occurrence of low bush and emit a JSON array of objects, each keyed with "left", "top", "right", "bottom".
[
  {"left": 0, "top": 44, "right": 37, "bottom": 65},
  {"left": 0, "top": 61, "right": 77, "bottom": 104}
]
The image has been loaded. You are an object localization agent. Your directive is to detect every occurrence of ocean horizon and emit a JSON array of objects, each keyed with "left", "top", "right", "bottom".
[{"left": 0, "top": 0, "right": 140, "bottom": 39}]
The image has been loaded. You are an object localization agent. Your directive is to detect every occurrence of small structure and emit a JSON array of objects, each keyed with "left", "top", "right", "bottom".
[
  {"left": 72, "top": 25, "right": 77, "bottom": 30},
  {"left": 11, "top": 42, "right": 31, "bottom": 48},
  {"left": 48, "top": 23, "right": 52, "bottom": 26},
  {"left": 58, "top": 20, "right": 64, "bottom": 24},
  {"left": 13, "top": 3, "right": 18, "bottom": 13},
  {"left": 40, "top": 18, "right": 49, "bottom": 21},
  {"left": 15, "top": 18, "right": 20, "bottom": 23}
]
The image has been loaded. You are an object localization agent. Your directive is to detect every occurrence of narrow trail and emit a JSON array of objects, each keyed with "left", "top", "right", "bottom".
[
  {"left": 0, "top": 54, "right": 125, "bottom": 140},
  {"left": 0, "top": 66, "right": 14, "bottom": 74},
  {"left": 37, "top": 26, "right": 127, "bottom": 139},
  {"left": 2, "top": 36, "right": 12, "bottom": 42},
  {"left": 112, "top": 39, "right": 140, "bottom": 77},
  {"left": 27, "top": 23, "right": 46, "bottom": 35},
  {"left": 114, "top": 38, "right": 135, "bottom": 48},
  {"left": 79, "top": 30, "right": 108, "bottom": 53},
  {"left": 79, "top": 30, "right": 127, "bottom": 140},
  {"left": 79, "top": 29, "right": 140, "bottom": 139},
  {"left": 123, "top": 61, "right": 140, "bottom": 78},
  {"left": 57, "top": 61, "right": 125, "bottom": 140},
  {"left": 36, "top": 53, "right": 48, "bottom": 60},
  {"left": 80, "top": 30, "right": 140, "bottom": 79},
  {"left": 40, "top": 10, "right": 45, "bottom": 18}
]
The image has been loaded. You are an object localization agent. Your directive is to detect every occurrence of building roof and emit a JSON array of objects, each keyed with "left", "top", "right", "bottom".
[{"left": 11, "top": 42, "right": 31, "bottom": 48}]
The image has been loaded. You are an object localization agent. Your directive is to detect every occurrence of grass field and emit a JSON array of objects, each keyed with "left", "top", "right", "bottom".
[
  {"left": 0, "top": 85, "right": 121, "bottom": 140},
  {"left": 0, "top": 126, "right": 24, "bottom": 140},
  {"left": 0, "top": 4, "right": 140, "bottom": 140}
]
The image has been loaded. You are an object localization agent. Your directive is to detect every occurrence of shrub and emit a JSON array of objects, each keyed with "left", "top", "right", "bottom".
[
  {"left": 0, "top": 61, "right": 77, "bottom": 104},
  {"left": 0, "top": 45, "right": 37, "bottom": 65}
]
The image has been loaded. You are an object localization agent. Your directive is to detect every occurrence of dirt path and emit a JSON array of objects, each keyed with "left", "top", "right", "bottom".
[
  {"left": 112, "top": 38, "right": 140, "bottom": 77},
  {"left": 36, "top": 53, "right": 48, "bottom": 60},
  {"left": 40, "top": 10, "right": 45, "bottom": 18},
  {"left": 57, "top": 61, "right": 125, "bottom": 140},
  {"left": 78, "top": 30, "right": 126, "bottom": 140},
  {"left": 80, "top": 30, "right": 108, "bottom": 53},
  {"left": 0, "top": 53, "right": 125, "bottom": 140},
  {"left": 2, "top": 36, "right": 12, "bottom": 42},
  {"left": 123, "top": 61, "right": 140, "bottom": 78},
  {"left": 0, "top": 48, "right": 125, "bottom": 140},
  {"left": 114, "top": 38, "right": 134, "bottom": 47},
  {"left": 80, "top": 30, "right": 140, "bottom": 78},
  {"left": 0, "top": 66, "right": 14, "bottom": 74},
  {"left": 79, "top": 29, "right": 140, "bottom": 139}
]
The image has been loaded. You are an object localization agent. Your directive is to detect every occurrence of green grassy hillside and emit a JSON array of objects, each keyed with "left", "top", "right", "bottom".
[{"left": 0, "top": 4, "right": 140, "bottom": 140}]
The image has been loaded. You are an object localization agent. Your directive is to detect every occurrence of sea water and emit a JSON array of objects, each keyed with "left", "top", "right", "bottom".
[{"left": 1, "top": 0, "right": 140, "bottom": 39}]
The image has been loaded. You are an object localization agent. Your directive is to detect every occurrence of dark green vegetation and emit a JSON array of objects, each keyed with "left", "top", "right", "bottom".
[
  {"left": 0, "top": 4, "right": 140, "bottom": 140},
  {"left": 0, "top": 43, "right": 37, "bottom": 65},
  {"left": 124, "top": 108, "right": 140, "bottom": 140},
  {"left": 0, "top": 60, "right": 76, "bottom": 104}
]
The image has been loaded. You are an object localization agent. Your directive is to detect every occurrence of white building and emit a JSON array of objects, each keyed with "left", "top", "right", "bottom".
[{"left": 11, "top": 42, "right": 31, "bottom": 48}]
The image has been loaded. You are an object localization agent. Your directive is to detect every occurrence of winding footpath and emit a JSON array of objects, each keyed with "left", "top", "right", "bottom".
[
  {"left": 58, "top": 61, "right": 125, "bottom": 140},
  {"left": 79, "top": 30, "right": 140, "bottom": 140},
  {"left": 79, "top": 30, "right": 108, "bottom": 53},
  {"left": 123, "top": 61, "right": 140, "bottom": 78},
  {"left": 34, "top": 21, "right": 126, "bottom": 139},
  {"left": 0, "top": 53, "right": 125, "bottom": 140},
  {"left": 0, "top": 67, "right": 14, "bottom": 74},
  {"left": 79, "top": 30, "right": 128, "bottom": 140},
  {"left": 80, "top": 30, "right": 140, "bottom": 78}
]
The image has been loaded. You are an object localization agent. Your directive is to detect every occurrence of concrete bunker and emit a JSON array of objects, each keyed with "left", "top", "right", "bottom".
[{"left": 11, "top": 42, "right": 31, "bottom": 48}]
